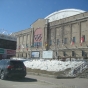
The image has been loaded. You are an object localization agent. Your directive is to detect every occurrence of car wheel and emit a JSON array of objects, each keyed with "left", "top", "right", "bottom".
[{"left": 1, "top": 71, "right": 6, "bottom": 80}]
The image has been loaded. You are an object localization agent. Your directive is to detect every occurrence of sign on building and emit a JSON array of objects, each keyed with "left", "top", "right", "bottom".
[
  {"left": 42, "top": 51, "right": 53, "bottom": 59},
  {"left": 31, "top": 51, "right": 40, "bottom": 58},
  {"left": 0, "top": 48, "right": 4, "bottom": 54}
]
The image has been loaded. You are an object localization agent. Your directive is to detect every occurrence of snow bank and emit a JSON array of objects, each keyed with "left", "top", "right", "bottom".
[
  {"left": 24, "top": 59, "right": 85, "bottom": 72},
  {"left": 11, "top": 58, "right": 85, "bottom": 72}
]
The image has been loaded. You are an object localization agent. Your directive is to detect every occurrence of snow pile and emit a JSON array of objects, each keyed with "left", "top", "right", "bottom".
[
  {"left": 11, "top": 57, "right": 26, "bottom": 60},
  {"left": 11, "top": 57, "right": 86, "bottom": 72},
  {"left": 24, "top": 59, "right": 85, "bottom": 72}
]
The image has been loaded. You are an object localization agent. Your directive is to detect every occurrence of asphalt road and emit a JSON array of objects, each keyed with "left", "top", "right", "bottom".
[
  {"left": 0, "top": 74, "right": 88, "bottom": 88},
  {"left": 0, "top": 76, "right": 59, "bottom": 88}
]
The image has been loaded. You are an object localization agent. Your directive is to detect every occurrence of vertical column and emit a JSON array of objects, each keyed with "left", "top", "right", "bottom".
[
  {"left": 16, "top": 36, "right": 20, "bottom": 57},
  {"left": 31, "top": 28, "right": 34, "bottom": 47},
  {"left": 44, "top": 20, "right": 49, "bottom": 50},
  {"left": 44, "top": 26, "right": 47, "bottom": 49},
  {"left": 69, "top": 24, "right": 72, "bottom": 43},
  {"left": 78, "top": 22, "right": 81, "bottom": 43},
  {"left": 25, "top": 34, "right": 28, "bottom": 51},
  {"left": 42, "top": 27, "right": 44, "bottom": 49},
  {"left": 22, "top": 35, "right": 24, "bottom": 50},
  {"left": 61, "top": 24, "right": 64, "bottom": 45},
  {"left": 30, "top": 28, "right": 34, "bottom": 58},
  {"left": 55, "top": 27, "right": 57, "bottom": 59}
]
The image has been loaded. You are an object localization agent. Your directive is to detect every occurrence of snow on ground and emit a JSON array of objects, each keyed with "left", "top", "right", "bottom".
[{"left": 12, "top": 57, "right": 86, "bottom": 72}]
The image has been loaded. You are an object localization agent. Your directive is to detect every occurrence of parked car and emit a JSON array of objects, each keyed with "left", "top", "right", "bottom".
[{"left": 0, "top": 59, "right": 26, "bottom": 80}]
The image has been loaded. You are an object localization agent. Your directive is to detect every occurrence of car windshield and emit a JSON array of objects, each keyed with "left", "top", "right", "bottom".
[{"left": 10, "top": 61, "right": 24, "bottom": 67}]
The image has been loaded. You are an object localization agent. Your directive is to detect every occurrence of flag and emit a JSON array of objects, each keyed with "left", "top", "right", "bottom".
[
  {"left": 62, "top": 40, "right": 64, "bottom": 46},
  {"left": 18, "top": 45, "right": 20, "bottom": 50},
  {"left": 22, "top": 44, "right": 24, "bottom": 48},
  {"left": 81, "top": 37, "right": 84, "bottom": 43},
  {"left": 26, "top": 44, "right": 28, "bottom": 50},
  {"left": 80, "top": 36, "right": 84, "bottom": 46},
  {"left": 71, "top": 39, "right": 74, "bottom": 45}
]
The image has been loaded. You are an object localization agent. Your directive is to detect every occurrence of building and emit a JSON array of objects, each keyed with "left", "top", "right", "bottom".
[
  {"left": 14, "top": 9, "right": 88, "bottom": 59},
  {"left": 0, "top": 33, "right": 16, "bottom": 59}
]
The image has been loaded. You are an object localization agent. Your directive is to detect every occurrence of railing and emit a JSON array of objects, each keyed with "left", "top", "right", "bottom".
[{"left": 72, "top": 60, "right": 88, "bottom": 77}]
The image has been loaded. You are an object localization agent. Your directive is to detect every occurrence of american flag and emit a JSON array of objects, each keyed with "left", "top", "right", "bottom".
[
  {"left": 80, "top": 36, "right": 84, "bottom": 46},
  {"left": 18, "top": 45, "right": 20, "bottom": 50},
  {"left": 71, "top": 39, "right": 74, "bottom": 45}
]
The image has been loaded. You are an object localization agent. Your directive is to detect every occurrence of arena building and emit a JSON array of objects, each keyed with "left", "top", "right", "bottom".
[
  {"left": 0, "top": 32, "right": 16, "bottom": 59},
  {"left": 14, "top": 8, "right": 88, "bottom": 59}
]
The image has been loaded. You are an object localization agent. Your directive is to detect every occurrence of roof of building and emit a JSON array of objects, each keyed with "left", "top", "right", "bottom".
[
  {"left": 45, "top": 9, "right": 85, "bottom": 22},
  {"left": 0, "top": 33, "right": 16, "bottom": 41}
]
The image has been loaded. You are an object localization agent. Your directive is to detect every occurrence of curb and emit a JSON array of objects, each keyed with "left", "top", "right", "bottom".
[
  {"left": 27, "top": 72, "right": 56, "bottom": 78},
  {"left": 27, "top": 72, "right": 75, "bottom": 79}
]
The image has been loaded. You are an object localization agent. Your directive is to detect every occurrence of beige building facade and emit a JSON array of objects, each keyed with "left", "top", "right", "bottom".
[{"left": 14, "top": 9, "right": 88, "bottom": 59}]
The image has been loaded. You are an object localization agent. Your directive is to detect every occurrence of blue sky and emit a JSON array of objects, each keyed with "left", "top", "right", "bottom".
[{"left": 0, "top": 0, "right": 88, "bottom": 34}]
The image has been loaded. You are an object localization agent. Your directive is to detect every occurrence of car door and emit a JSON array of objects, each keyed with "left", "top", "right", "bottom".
[{"left": 0, "top": 60, "right": 3, "bottom": 75}]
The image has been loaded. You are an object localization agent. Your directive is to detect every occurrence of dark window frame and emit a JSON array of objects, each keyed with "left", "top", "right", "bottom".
[
  {"left": 73, "top": 37, "right": 76, "bottom": 43},
  {"left": 63, "top": 51, "right": 66, "bottom": 56},
  {"left": 64, "top": 38, "right": 67, "bottom": 44},
  {"left": 72, "top": 51, "right": 75, "bottom": 56},
  {"left": 57, "top": 39, "right": 59, "bottom": 45}
]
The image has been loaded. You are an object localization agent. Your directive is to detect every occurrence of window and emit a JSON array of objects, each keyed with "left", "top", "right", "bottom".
[
  {"left": 0, "top": 39, "right": 16, "bottom": 50},
  {"left": 83, "top": 35, "right": 85, "bottom": 42},
  {"left": 40, "top": 42, "right": 42, "bottom": 46},
  {"left": 10, "top": 61, "right": 24, "bottom": 67},
  {"left": 82, "top": 50, "right": 87, "bottom": 57},
  {"left": 73, "top": 37, "right": 76, "bottom": 43},
  {"left": 64, "top": 38, "right": 67, "bottom": 44},
  {"left": 34, "top": 42, "right": 42, "bottom": 47},
  {"left": 82, "top": 35, "right": 85, "bottom": 42},
  {"left": 72, "top": 51, "right": 75, "bottom": 56},
  {"left": 34, "top": 42, "right": 36, "bottom": 47},
  {"left": 63, "top": 51, "right": 66, "bottom": 56},
  {"left": 50, "top": 40, "right": 52, "bottom": 45},
  {"left": 57, "top": 39, "right": 59, "bottom": 45},
  {"left": 82, "top": 50, "right": 84, "bottom": 56},
  {"left": 37, "top": 42, "right": 42, "bottom": 47}
]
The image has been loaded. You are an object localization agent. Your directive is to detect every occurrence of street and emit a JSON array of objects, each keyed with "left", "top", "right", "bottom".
[
  {"left": 0, "top": 76, "right": 59, "bottom": 88},
  {"left": 0, "top": 74, "right": 88, "bottom": 88}
]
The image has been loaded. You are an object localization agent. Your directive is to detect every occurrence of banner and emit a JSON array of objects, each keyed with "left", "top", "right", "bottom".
[{"left": 7, "top": 50, "right": 16, "bottom": 55}]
